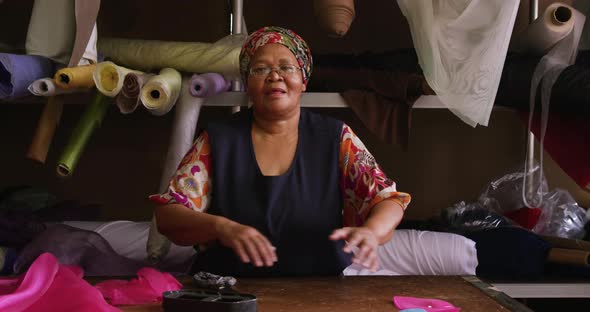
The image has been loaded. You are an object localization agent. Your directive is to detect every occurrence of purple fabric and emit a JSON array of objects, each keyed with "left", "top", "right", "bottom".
[
  {"left": 0, "top": 53, "right": 53, "bottom": 100},
  {"left": 189, "top": 73, "right": 230, "bottom": 98}
]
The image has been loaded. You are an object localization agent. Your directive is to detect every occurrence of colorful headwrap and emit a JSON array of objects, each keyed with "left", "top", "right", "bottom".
[{"left": 239, "top": 26, "right": 312, "bottom": 85}]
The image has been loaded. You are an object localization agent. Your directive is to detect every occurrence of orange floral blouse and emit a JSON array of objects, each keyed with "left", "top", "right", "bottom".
[{"left": 149, "top": 124, "right": 411, "bottom": 227}]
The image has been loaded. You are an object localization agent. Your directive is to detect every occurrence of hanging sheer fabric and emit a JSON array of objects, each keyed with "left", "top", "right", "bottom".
[
  {"left": 520, "top": 3, "right": 585, "bottom": 208},
  {"left": 397, "top": 0, "right": 519, "bottom": 127}
]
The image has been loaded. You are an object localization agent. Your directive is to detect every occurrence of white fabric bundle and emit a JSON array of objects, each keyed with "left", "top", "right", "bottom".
[
  {"left": 343, "top": 230, "right": 478, "bottom": 276},
  {"left": 397, "top": 0, "right": 519, "bottom": 127}
]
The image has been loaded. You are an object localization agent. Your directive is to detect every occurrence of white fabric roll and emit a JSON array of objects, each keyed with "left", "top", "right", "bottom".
[
  {"left": 397, "top": 0, "right": 519, "bottom": 127},
  {"left": 63, "top": 221, "right": 196, "bottom": 267},
  {"left": 343, "top": 230, "right": 478, "bottom": 276},
  {"left": 93, "top": 61, "right": 143, "bottom": 97},
  {"left": 140, "top": 68, "right": 182, "bottom": 116},
  {"left": 147, "top": 77, "right": 205, "bottom": 263},
  {"left": 28, "top": 78, "right": 77, "bottom": 96}
]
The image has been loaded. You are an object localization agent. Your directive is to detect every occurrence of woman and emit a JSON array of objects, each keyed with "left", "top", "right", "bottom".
[{"left": 151, "top": 26, "right": 410, "bottom": 276}]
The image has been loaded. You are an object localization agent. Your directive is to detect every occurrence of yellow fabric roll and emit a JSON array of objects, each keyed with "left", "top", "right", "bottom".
[
  {"left": 93, "top": 61, "right": 143, "bottom": 97},
  {"left": 54, "top": 64, "right": 97, "bottom": 89},
  {"left": 140, "top": 68, "right": 182, "bottom": 116},
  {"left": 97, "top": 34, "right": 246, "bottom": 79}
]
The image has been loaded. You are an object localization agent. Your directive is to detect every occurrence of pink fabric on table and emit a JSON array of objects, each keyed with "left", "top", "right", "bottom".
[
  {"left": 95, "top": 267, "right": 182, "bottom": 306},
  {"left": 393, "top": 296, "right": 461, "bottom": 312},
  {"left": 0, "top": 252, "right": 119, "bottom": 312}
]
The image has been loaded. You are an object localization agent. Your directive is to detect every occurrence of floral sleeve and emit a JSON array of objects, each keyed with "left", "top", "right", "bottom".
[
  {"left": 339, "top": 124, "right": 411, "bottom": 227},
  {"left": 148, "top": 131, "right": 212, "bottom": 212}
]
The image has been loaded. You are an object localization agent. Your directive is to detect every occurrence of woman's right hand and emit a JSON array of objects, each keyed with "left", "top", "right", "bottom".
[{"left": 216, "top": 219, "right": 277, "bottom": 267}]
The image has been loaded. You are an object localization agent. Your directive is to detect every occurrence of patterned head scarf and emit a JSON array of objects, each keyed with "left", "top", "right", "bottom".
[{"left": 239, "top": 26, "right": 312, "bottom": 85}]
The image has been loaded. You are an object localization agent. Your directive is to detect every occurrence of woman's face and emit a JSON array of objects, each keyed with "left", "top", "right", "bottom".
[{"left": 246, "top": 43, "right": 306, "bottom": 118}]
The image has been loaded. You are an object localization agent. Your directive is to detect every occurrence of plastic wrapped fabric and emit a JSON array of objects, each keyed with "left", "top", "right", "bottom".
[
  {"left": 533, "top": 189, "right": 587, "bottom": 239},
  {"left": 13, "top": 224, "right": 145, "bottom": 277},
  {"left": 97, "top": 34, "right": 247, "bottom": 79},
  {"left": 397, "top": 0, "right": 519, "bottom": 127},
  {"left": 442, "top": 201, "right": 515, "bottom": 233}
]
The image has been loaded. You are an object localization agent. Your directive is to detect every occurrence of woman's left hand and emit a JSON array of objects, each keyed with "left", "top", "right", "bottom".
[{"left": 329, "top": 227, "right": 379, "bottom": 271}]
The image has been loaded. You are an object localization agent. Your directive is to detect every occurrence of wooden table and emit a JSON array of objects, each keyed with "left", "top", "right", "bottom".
[{"left": 115, "top": 275, "right": 531, "bottom": 312}]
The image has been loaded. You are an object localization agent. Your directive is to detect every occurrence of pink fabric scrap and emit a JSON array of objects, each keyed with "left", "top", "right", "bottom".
[
  {"left": 393, "top": 296, "right": 461, "bottom": 312},
  {"left": 0, "top": 252, "right": 119, "bottom": 312},
  {"left": 95, "top": 267, "right": 182, "bottom": 306}
]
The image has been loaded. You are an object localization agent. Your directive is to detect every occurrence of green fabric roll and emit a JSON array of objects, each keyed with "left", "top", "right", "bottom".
[{"left": 57, "top": 91, "right": 110, "bottom": 177}]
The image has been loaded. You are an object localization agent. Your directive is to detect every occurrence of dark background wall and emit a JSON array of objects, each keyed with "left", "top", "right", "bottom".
[{"left": 0, "top": 0, "right": 587, "bottom": 221}]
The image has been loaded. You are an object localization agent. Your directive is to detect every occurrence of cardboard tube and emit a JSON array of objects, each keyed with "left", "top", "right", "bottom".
[
  {"left": 54, "top": 64, "right": 97, "bottom": 89},
  {"left": 547, "top": 248, "right": 590, "bottom": 266},
  {"left": 26, "top": 96, "right": 63, "bottom": 163},
  {"left": 541, "top": 235, "right": 590, "bottom": 252},
  {"left": 57, "top": 92, "right": 110, "bottom": 177}
]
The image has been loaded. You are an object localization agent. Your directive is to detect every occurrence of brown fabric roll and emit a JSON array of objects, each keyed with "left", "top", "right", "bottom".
[{"left": 313, "top": 0, "right": 356, "bottom": 37}]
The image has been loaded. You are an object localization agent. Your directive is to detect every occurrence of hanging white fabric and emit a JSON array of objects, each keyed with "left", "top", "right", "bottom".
[
  {"left": 397, "top": 0, "right": 519, "bottom": 127},
  {"left": 520, "top": 3, "right": 585, "bottom": 208}
]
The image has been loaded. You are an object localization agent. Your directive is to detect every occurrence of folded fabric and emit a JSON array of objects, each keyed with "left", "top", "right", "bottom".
[
  {"left": 0, "top": 253, "right": 119, "bottom": 312},
  {"left": 465, "top": 227, "right": 550, "bottom": 280},
  {"left": 14, "top": 224, "right": 145, "bottom": 276},
  {"left": 95, "top": 267, "right": 182, "bottom": 306},
  {"left": 0, "top": 53, "right": 54, "bottom": 99}
]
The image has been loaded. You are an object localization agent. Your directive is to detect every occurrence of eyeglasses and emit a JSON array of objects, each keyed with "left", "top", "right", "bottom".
[{"left": 248, "top": 65, "right": 301, "bottom": 77}]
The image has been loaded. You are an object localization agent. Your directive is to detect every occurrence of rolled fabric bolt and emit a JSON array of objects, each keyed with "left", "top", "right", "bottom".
[
  {"left": 189, "top": 73, "right": 230, "bottom": 97},
  {"left": 28, "top": 78, "right": 77, "bottom": 96},
  {"left": 57, "top": 92, "right": 110, "bottom": 177},
  {"left": 115, "top": 72, "right": 154, "bottom": 114},
  {"left": 140, "top": 68, "right": 182, "bottom": 116},
  {"left": 93, "top": 61, "right": 143, "bottom": 97},
  {"left": 26, "top": 96, "right": 63, "bottom": 163},
  {"left": 314, "top": 0, "right": 356, "bottom": 38},
  {"left": 147, "top": 77, "right": 204, "bottom": 263},
  {"left": 0, "top": 53, "right": 53, "bottom": 99},
  {"left": 514, "top": 4, "right": 577, "bottom": 55},
  {"left": 97, "top": 34, "right": 246, "bottom": 79},
  {"left": 54, "top": 63, "right": 96, "bottom": 89}
]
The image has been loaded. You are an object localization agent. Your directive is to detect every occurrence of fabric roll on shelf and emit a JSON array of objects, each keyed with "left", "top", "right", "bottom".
[
  {"left": 93, "top": 61, "right": 143, "bottom": 97},
  {"left": 57, "top": 92, "right": 111, "bottom": 177},
  {"left": 25, "top": 0, "right": 77, "bottom": 65},
  {"left": 97, "top": 34, "right": 246, "bottom": 79},
  {"left": 115, "top": 73, "right": 154, "bottom": 114},
  {"left": 54, "top": 64, "right": 97, "bottom": 89},
  {"left": 0, "top": 53, "right": 54, "bottom": 100},
  {"left": 313, "top": 0, "right": 356, "bottom": 38},
  {"left": 147, "top": 77, "right": 205, "bottom": 264},
  {"left": 547, "top": 248, "right": 590, "bottom": 266},
  {"left": 189, "top": 72, "right": 230, "bottom": 97},
  {"left": 140, "top": 68, "right": 182, "bottom": 116},
  {"left": 26, "top": 96, "right": 63, "bottom": 164},
  {"left": 28, "top": 78, "right": 77, "bottom": 97}
]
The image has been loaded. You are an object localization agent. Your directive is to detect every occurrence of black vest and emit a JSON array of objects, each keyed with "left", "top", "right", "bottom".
[{"left": 191, "top": 108, "right": 352, "bottom": 276}]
